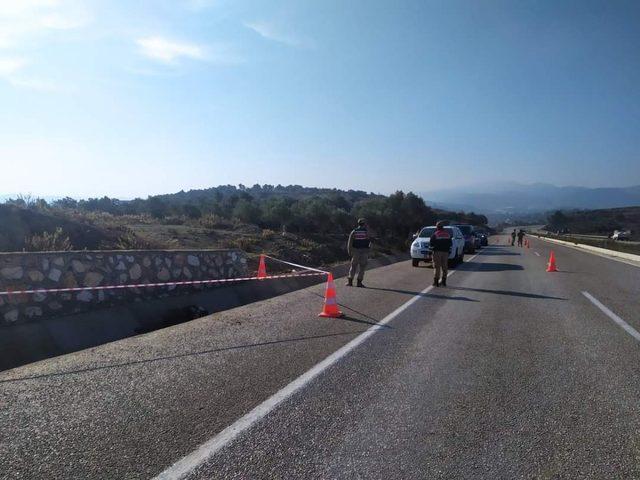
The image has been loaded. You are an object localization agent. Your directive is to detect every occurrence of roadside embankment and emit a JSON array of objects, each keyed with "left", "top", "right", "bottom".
[
  {"left": 534, "top": 234, "right": 640, "bottom": 266},
  {"left": 0, "top": 249, "right": 248, "bottom": 325},
  {"left": 0, "top": 250, "right": 408, "bottom": 371}
]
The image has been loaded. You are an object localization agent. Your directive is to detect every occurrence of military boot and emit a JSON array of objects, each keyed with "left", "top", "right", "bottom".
[
  {"left": 441, "top": 276, "right": 447, "bottom": 287},
  {"left": 346, "top": 278, "right": 353, "bottom": 287}
]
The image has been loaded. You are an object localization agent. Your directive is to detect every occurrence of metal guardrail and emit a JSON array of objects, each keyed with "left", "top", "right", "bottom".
[{"left": 536, "top": 233, "right": 640, "bottom": 255}]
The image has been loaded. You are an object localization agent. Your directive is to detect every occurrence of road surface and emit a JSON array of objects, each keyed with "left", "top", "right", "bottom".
[{"left": 2, "top": 235, "right": 640, "bottom": 479}]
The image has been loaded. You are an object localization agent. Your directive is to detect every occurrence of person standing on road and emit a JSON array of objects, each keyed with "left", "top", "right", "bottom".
[
  {"left": 517, "top": 229, "right": 525, "bottom": 247},
  {"left": 346, "top": 218, "right": 371, "bottom": 287},
  {"left": 511, "top": 229, "right": 517, "bottom": 246},
  {"left": 430, "top": 221, "right": 452, "bottom": 287}
]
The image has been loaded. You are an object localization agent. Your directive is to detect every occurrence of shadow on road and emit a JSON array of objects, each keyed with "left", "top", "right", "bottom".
[
  {"left": 307, "top": 291, "right": 391, "bottom": 326},
  {"left": 363, "top": 286, "right": 479, "bottom": 302},
  {"left": 456, "top": 262, "right": 524, "bottom": 272},
  {"left": 0, "top": 330, "right": 368, "bottom": 384},
  {"left": 339, "top": 314, "right": 393, "bottom": 328},
  {"left": 449, "top": 286, "right": 566, "bottom": 300}
]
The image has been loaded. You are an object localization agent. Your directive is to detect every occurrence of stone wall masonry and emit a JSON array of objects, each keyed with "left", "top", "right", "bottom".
[{"left": 0, "top": 249, "right": 248, "bottom": 325}]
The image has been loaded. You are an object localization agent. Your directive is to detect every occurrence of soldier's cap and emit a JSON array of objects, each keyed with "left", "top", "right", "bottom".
[{"left": 357, "top": 218, "right": 366, "bottom": 225}]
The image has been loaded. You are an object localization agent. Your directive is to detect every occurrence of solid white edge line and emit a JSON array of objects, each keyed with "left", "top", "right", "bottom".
[
  {"left": 153, "top": 254, "right": 479, "bottom": 479},
  {"left": 582, "top": 291, "right": 640, "bottom": 342}
]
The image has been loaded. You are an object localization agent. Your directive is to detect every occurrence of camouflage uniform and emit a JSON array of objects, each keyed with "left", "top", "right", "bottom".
[{"left": 347, "top": 222, "right": 371, "bottom": 287}]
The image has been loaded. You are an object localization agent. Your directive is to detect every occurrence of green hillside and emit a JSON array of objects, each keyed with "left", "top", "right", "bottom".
[
  {"left": 545, "top": 206, "right": 640, "bottom": 239},
  {"left": 1, "top": 185, "right": 489, "bottom": 266}
]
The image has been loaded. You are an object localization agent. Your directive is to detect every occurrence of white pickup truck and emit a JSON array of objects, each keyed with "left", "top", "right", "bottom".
[
  {"left": 410, "top": 225, "right": 466, "bottom": 267},
  {"left": 612, "top": 230, "right": 631, "bottom": 241}
]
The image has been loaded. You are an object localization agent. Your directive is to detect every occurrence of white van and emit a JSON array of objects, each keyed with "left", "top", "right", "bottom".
[{"left": 410, "top": 225, "right": 465, "bottom": 267}]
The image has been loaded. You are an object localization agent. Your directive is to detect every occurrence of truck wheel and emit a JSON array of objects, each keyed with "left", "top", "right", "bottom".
[{"left": 412, "top": 259, "right": 419, "bottom": 267}]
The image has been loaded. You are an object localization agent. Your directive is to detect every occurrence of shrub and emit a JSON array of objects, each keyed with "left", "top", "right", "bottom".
[
  {"left": 261, "top": 229, "right": 277, "bottom": 240},
  {"left": 161, "top": 216, "right": 186, "bottom": 225},
  {"left": 199, "top": 214, "right": 233, "bottom": 229},
  {"left": 112, "top": 231, "right": 153, "bottom": 250},
  {"left": 25, "top": 228, "right": 73, "bottom": 251}
]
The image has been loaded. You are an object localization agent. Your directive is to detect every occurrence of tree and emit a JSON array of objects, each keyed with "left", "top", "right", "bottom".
[
  {"left": 262, "top": 197, "right": 292, "bottom": 230},
  {"left": 233, "top": 199, "right": 261, "bottom": 224},
  {"left": 548, "top": 210, "right": 569, "bottom": 229},
  {"left": 182, "top": 204, "right": 202, "bottom": 219},
  {"left": 147, "top": 197, "right": 169, "bottom": 219},
  {"left": 53, "top": 197, "right": 78, "bottom": 209}
]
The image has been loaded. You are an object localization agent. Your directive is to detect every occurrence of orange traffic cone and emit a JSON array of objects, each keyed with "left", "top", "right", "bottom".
[
  {"left": 546, "top": 251, "right": 558, "bottom": 272},
  {"left": 257, "top": 254, "right": 267, "bottom": 279},
  {"left": 526, "top": 239, "right": 530, "bottom": 248},
  {"left": 318, "top": 273, "right": 344, "bottom": 318}
]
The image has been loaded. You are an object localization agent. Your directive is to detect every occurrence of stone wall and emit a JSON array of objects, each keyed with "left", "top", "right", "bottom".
[{"left": 0, "top": 249, "right": 248, "bottom": 325}]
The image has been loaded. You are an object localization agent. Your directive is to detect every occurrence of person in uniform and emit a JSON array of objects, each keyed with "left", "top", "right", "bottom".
[
  {"left": 511, "top": 229, "right": 517, "bottom": 246},
  {"left": 430, "top": 221, "right": 452, "bottom": 287},
  {"left": 346, "top": 218, "right": 371, "bottom": 287},
  {"left": 517, "top": 229, "right": 525, "bottom": 247}
]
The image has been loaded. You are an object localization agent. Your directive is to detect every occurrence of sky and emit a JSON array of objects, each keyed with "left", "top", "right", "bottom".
[{"left": 1, "top": 0, "right": 639, "bottom": 199}]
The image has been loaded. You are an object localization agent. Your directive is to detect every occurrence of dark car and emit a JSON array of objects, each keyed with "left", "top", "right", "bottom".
[
  {"left": 453, "top": 224, "right": 476, "bottom": 253},
  {"left": 474, "top": 229, "right": 489, "bottom": 246},
  {"left": 473, "top": 230, "right": 489, "bottom": 247}
]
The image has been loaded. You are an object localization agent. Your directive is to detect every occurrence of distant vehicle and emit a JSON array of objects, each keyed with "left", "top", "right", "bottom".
[
  {"left": 612, "top": 230, "right": 631, "bottom": 241},
  {"left": 452, "top": 224, "right": 476, "bottom": 253},
  {"left": 470, "top": 232, "right": 480, "bottom": 249},
  {"left": 410, "top": 226, "right": 465, "bottom": 267},
  {"left": 475, "top": 230, "right": 489, "bottom": 246}
]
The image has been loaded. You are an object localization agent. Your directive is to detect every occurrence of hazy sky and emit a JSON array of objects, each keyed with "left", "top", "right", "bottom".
[{"left": 1, "top": 0, "right": 639, "bottom": 198}]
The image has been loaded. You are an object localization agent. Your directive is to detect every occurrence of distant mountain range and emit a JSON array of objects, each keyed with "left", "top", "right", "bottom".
[{"left": 421, "top": 182, "right": 640, "bottom": 214}]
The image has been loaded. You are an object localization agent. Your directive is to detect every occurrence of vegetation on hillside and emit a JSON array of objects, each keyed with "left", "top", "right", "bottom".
[
  {"left": 1, "top": 186, "right": 489, "bottom": 265},
  {"left": 544, "top": 207, "right": 640, "bottom": 239}
]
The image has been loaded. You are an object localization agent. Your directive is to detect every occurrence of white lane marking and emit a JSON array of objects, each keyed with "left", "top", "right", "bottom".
[
  {"left": 534, "top": 252, "right": 541, "bottom": 257},
  {"left": 154, "top": 256, "right": 478, "bottom": 479},
  {"left": 582, "top": 291, "right": 640, "bottom": 342}
]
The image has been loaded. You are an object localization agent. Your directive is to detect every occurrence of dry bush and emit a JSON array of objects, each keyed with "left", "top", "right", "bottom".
[
  {"left": 299, "top": 237, "right": 320, "bottom": 250},
  {"left": 261, "top": 229, "right": 277, "bottom": 240},
  {"left": 25, "top": 228, "right": 73, "bottom": 251},
  {"left": 161, "top": 215, "right": 186, "bottom": 226},
  {"left": 199, "top": 214, "right": 233, "bottom": 229},
  {"left": 114, "top": 233, "right": 146, "bottom": 249},
  {"left": 221, "top": 236, "right": 259, "bottom": 252}
]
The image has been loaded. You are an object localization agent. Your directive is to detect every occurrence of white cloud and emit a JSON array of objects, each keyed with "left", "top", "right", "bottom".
[
  {"left": 135, "top": 36, "right": 241, "bottom": 66},
  {"left": 0, "top": 0, "right": 88, "bottom": 91},
  {"left": 136, "top": 36, "right": 206, "bottom": 64},
  {"left": 0, "top": 57, "right": 58, "bottom": 91},
  {"left": 0, "top": 0, "right": 90, "bottom": 48},
  {"left": 244, "top": 21, "right": 313, "bottom": 49},
  {"left": 0, "top": 57, "right": 27, "bottom": 76},
  {"left": 8, "top": 76, "right": 58, "bottom": 91}
]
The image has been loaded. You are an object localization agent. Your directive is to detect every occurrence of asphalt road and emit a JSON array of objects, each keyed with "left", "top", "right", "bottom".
[{"left": 2, "top": 235, "right": 640, "bottom": 479}]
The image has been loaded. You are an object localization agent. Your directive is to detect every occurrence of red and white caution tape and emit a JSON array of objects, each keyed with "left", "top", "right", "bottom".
[
  {"left": 263, "top": 255, "right": 329, "bottom": 275},
  {"left": 0, "top": 271, "right": 325, "bottom": 297}
]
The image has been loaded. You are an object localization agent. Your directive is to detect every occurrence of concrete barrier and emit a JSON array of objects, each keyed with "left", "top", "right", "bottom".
[{"left": 535, "top": 235, "right": 640, "bottom": 265}]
